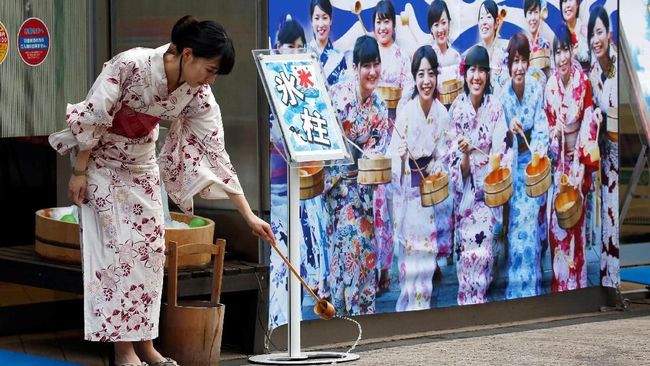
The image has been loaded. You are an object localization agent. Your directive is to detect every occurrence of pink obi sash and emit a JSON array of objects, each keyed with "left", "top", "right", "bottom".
[{"left": 108, "top": 104, "right": 160, "bottom": 138}]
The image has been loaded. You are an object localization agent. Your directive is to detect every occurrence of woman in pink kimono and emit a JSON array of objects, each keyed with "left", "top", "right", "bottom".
[
  {"left": 588, "top": 6, "right": 619, "bottom": 288},
  {"left": 388, "top": 46, "right": 454, "bottom": 311},
  {"left": 449, "top": 45, "right": 512, "bottom": 305},
  {"left": 544, "top": 24, "right": 600, "bottom": 292},
  {"left": 49, "top": 16, "right": 272, "bottom": 366}
]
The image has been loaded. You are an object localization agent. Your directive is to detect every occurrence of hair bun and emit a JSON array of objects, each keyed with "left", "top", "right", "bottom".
[{"left": 171, "top": 15, "right": 199, "bottom": 48}]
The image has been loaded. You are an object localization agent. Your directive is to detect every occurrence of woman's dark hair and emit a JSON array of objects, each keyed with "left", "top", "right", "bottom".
[
  {"left": 523, "top": 0, "right": 541, "bottom": 15},
  {"left": 553, "top": 23, "right": 573, "bottom": 55},
  {"left": 310, "top": 0, "right": 333, "bottom": 17},
  {"left": 560, "top": 0, "right": 580, "bottom": 19},
  {"left": 478, "top": 0, "right": 499, "bottom": 34},
  {"left": 353, "top": 35, "right": 381, "bottom": 66},
  {"left": 462, "top": 45, "right": 492, "bottom": 96},
  {"left": 507, "top": 32, "right": 531, "bottom": 75},
  {"left": 427, "top": 0, "right": 451, "bottom": 31},
  {"left": 171, "top": 15, "right": 235, "bottom": 75},
  {"left": 411, "top": 45, "right": 439, "bottom": 99},
  {"left": 587, "top": 6, "right": 609, "bottom": 45},
  {"left": 276, "top": 18, "right": 307, "bottom": 47},
  {"left": 373, "top": 0, "right": 396, "bottom": 27}
]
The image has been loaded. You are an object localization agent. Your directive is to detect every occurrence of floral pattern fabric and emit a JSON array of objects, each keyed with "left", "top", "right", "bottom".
[
  {"left": 387, "top": 97, "right": 454, "bottom": 311},
  {"left": 49, "top": 44, "right": 242, "bottom": 341},
  {"left": 326, "top": 76, "right": 389, "bottom": 315},
  {"left": 544, "top": 63, "right": 599, "bottom": 292},
  {"left": 500, "top": 77, "right": 549, "bottom": 299},
  {"left": 448, "top": 93, "right": 512, "bottom": 305}
]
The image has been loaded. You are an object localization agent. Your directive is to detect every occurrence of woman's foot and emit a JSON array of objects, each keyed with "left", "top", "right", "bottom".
[
  {"left": 133, "top": 340, "right": 167, "bottom": 365},
  {"left": 114, "top": 341, "right": 141, "bottom": 366}
]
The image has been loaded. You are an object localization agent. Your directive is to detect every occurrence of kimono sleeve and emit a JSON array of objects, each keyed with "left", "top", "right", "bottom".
[
  {"left": 573, "top": 79, "right": 599, "bottom": 194},
  {"left": 544, "top": 79, "right": 562, "bottom": 162},
  {"left": 159, "top": 87, "right": 243, "bottom": 214},
  {"left": 49, "top": 55, "right": 125, "bottom": 154}
]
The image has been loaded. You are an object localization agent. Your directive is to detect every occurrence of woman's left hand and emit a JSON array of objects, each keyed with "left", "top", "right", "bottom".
[{"left": 247, "top": 214, "right": 275, "bottom": 243}]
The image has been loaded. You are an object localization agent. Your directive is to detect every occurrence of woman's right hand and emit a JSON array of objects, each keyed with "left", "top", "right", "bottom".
[
  {"left": 68, "top": 175, "right": 87, "bottom": 206},
  {"left": 457, "top": 136, "right": 471, "bottom": 155}
]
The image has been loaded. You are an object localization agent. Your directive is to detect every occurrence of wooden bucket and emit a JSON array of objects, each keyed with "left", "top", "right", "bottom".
[
  {"left": 554, "top": 178, "right": 583, "bottom": 229},
  {"left": 34, "top": 209, "right": 214, "bottom": 269},
  {"left": 358, "top": 156, "right": 392, "bottom": 185},
  {"left": 484, "top": 167, "right": 513, "bottom": 207},
  {"left": 161, "top": 240, "right": 226, "bottom": 366},
  {"left": 420, "top": 172, "right": 449, "bottom": 207},
  {"left": 606, "top": 107, "right": 618, "bottom": 142},
  {"left": 439, "top": 79, "right": 462, "bottom": 105},
  {"left": 377, "top": 86, "right": 402, "bottom": 109},
  {"left": 525, "top": 154, "right": 551, "bottom": 197},
  {"left": 529, "top": 48, "right": 551, "bottom": 69},
  {"left": 299, "top": 165, "right": 324, "bottom": 200}
]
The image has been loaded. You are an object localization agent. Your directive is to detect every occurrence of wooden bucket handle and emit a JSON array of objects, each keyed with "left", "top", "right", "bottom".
[{"left": 167, "top": 239, "right": 227, "bottom": 307}]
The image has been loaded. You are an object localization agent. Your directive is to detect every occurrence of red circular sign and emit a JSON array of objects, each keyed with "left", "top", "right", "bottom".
[{"left": 17, "top": 17, "right": 50, "bottom": 66}]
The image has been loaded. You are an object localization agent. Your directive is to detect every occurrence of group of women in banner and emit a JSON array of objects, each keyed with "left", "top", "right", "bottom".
[{"left": 269, "top": 0, "right": 618, "bottom": 321}]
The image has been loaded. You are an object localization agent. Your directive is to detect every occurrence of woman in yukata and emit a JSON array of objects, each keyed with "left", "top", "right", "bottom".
[
  {"left": 560, "top": 0, "right": 590, "bottom": 70},
  {"left": 373, "top": 0, "right": 414, "bottom": 118},
  {"left": 499, "top": 32, "right": 549, "bottom": 299},
  {"left": 387, "top": 45, "right": 454, "bottom": 311},
  {"left": 371, "top": 0, "right": 411, "bottom": 292},
  {"left": 449, "top": 45, "right": 512, "bottom": 305},
  {"left": 523, "top": 0, "right": 552, "bottom": 84},
  {"left": 427, "top": 0, "right": 462, "bottom": 109},
  {"left": 49, "top": 16, "right": 273, "bottom": 366},
  {"left": 308, "top": 0, "right": 347, "bottom": 86},
  {"left": 268, "top": 18, "right": 330, "bottom": 327},
  {"left": 587, "top": 6, "right": 618, "bottom": 288},
  {"left": 475, "top": 0, "right": 509, "bottom": 97},
  {"left": 326, "top": 35, "right": 389, "bottom": 316},
  {"left": 544, "top": 24, "right": 601, "bottom": 292}
]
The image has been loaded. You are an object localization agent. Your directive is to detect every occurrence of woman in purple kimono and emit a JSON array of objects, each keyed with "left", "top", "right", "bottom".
[
  {"left": 449, "top": 45, "right": 512, "bottom": 305},
  {"left": 50, "top": 16, "right": 272, "bottom": 366}
]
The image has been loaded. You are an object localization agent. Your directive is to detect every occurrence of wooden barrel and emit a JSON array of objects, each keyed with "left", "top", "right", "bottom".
[
  {"left": 358, "top": 156, "right": 392, "bottom": 185},
  {"left": 439, "top": 79, "right": 462, "bottom": 105},
  {"left": 525, "top": 154, "right": 551, "bottom": 197},
  {"left": 420, "top": 172, "right": 449, "bottom": 207},
  {"left": 529, "top": 48, "right": 551, "bottom": 69},
  {"left": 554, "top": 182, "right": 583, "bottom": 229},
  {"left": 161, "top": 241, "right": 225, "bottom": 366},
  {"left": 34, "top": 209, "right": 214, "bottom": 269},
  {"left": 377, "top": 86, "right": 402, "bottom": 109},
  {"left": 299, "top": 165, "right": 324, "bottom": 200},
  {"left": 484, "top": 167, "right": 513, "bottom": 207},
  {"left": 606, "top": 107, "right": 618, "bottom": 142}
]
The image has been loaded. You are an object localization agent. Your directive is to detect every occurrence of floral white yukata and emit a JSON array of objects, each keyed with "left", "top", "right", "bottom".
[
  {"left": 49, "top": 44, "right": 243, "bottom": 341},
  {"left": 448, "top": 93, "right": 512, "bottom": 305},
  {"left": 387, "top": 97, "right": 454, "bottom": 311},
  {"left": 432, "top": 42, "right": 462, "bottom": 108}
]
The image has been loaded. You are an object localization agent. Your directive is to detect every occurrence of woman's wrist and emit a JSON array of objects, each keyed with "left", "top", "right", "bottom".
[{"left": 72, "top": 167, "right": 87, "bottom": 176}]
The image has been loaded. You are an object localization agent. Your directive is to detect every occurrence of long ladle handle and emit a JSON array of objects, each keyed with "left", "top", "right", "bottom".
[{"left": 269, "top": 238, "right": 320, "bottom": 302}]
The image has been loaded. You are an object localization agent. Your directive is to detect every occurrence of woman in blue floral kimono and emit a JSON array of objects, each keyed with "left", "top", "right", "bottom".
[
  {"left": 499, "top": 32, "right": 549, "bottom": 299},
  {"left": 326, "top": 35, "right": 389, "bottom": 315},
  {"left": 449, "top": 45, "right": 512, "bottom": 305},
  {"left": 588, "top": 6, "right": 619, "bottom": 288},
  {"left": 387, "top": 46, "right": 454, "bottom": 311},
  {"left": 308, "top": 0, "right": 347, "bottom": 86}
]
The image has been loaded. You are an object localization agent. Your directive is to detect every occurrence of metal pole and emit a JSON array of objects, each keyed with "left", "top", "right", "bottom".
[{"left": 288, "top": 166, "right": 301, "bottom": 358}]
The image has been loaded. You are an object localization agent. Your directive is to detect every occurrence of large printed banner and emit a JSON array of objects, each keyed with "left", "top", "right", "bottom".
[{"left": 268, "top": 0, "right": 619, "bottom": 329}]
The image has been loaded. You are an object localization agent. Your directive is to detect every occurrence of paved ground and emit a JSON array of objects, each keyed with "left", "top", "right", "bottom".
[{"left": 231, "top": 298, "right": 650, "bottom": 366}]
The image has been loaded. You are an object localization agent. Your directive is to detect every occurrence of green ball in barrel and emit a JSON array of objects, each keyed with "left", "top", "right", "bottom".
[
  {"left": 60, "top": 214, "right": 77, "bottom": 224},
  {"left": 188, "top": 216, "right": 206, "bottom": 228}
]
